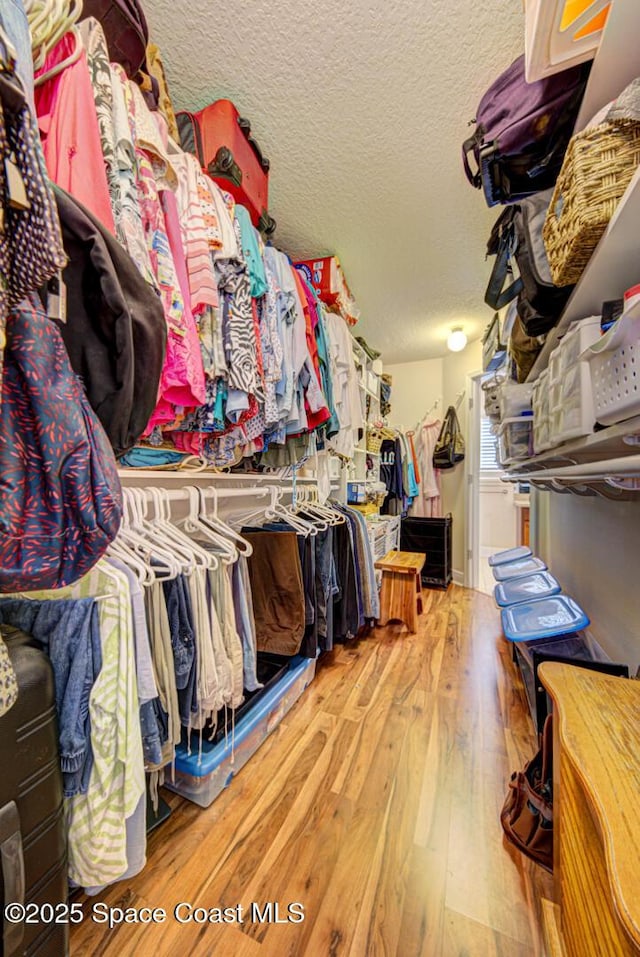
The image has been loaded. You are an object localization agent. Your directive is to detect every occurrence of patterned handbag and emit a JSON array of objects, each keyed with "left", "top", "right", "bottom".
[{"left": 0, "top": 298, "right": 123, "bottom": 592}]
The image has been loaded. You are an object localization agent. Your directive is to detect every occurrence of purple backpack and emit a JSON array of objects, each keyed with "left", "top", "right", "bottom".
[
  {"left": 462, "top": 55, "right": 590, "bottom": 207},
  {"left": 0, "top": 299, "right": 123, "bottom": 593}
]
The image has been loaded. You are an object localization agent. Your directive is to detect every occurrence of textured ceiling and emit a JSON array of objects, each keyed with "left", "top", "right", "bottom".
[{"left": 144, "top": 0, "right": 525, "bottom": 362}]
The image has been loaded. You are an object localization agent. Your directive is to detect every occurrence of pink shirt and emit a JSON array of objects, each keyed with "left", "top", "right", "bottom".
[{"left": 35, "top": 33, "right": 115, "bottom": 234}]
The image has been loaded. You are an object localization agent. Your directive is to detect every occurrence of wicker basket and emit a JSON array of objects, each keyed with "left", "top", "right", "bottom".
[
  {"left": 543, "top": 120, "right": 640, "bottom": 287},
  {"left": 366, "top": 429, "right": 384, "bottom": 453}
]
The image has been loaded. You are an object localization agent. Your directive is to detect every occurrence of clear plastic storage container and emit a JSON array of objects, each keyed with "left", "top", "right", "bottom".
[
  {"left": 500, "top": 594, "right": 590, "bottom": 642},
  {"left": 488, "top": 545, "right": 533, "bottom": 566},
  {"left": 498, "top": 382, "right": 534, "bottom": 419},
  {"left": 166, "top": 656, "right": 316, "bottom": 808},
  {"left": 497, "top": 415, "right": 533, "bottom": 465},
  {"left": 494, "top": 570, "right": 561, "bottom": 607},
  {"left": 492, "top": 556, "right": 548, "bottom": 582}
]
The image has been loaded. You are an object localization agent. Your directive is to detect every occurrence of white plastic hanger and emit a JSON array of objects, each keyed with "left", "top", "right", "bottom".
[
  {"left": 133, "top": 486, "right": 203, "bottom": 576},
  {"left": 229, "top": 484, "right": 280, "bottom": 530},
  {"left": 107, "top": 537, "right": 155, "bottom": 586},
  {"left": 264, "top": 486, "right": 318, "bottom": 537},
  {"left": 178, "top": 486, "right": 238, "bottom": 566},
  {"left": 107, "top": 491, "right": 157, "bottom": 585},
  {"left": 293, "top": 489, "right": 329, "bottom": 531},
  {"left": 34, "top": 25, "right": 83, "bottom": 87},
  {"left": 150, "top": 487, "right": 220, "bottom": 572},
  {"left": 297, "top": 486, "right": 344, "bottom": 526},
  {"left": 29, "top": 0, "right": 83, "bottom": 72},
  {"left": 138, "top": 488, "right": 206, "bottom": 576},
  {"left": 116, "top": 489, "right": 178, "bottom": 582},
  {"left": 197, "top": 487, "right": 254, "bottom": 557},
  {"left": 119, "top": 487, "right": 186, "bottom": 580}
]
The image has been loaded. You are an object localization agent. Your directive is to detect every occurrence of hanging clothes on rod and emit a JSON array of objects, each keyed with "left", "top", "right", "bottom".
[
  {"left": 0, "top": 478, "right": 381, "bottom": 890},
  {"left": 409, "top": 405, "right": 444, "bottom": 518}
]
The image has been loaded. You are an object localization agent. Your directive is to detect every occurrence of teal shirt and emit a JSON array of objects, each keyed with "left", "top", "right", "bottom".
[{"left": 234, "top": 205, "right": 268, "bottom": 298}]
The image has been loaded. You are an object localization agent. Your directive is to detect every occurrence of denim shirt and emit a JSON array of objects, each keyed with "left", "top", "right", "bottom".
[{"left": 0, "top": 597, "right": 102, "bottom": 797}]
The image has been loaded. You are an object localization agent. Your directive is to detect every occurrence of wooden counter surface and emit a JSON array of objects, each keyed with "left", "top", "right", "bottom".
[{"left": 539, "top": 661, "right": 640, "bottom": 954}]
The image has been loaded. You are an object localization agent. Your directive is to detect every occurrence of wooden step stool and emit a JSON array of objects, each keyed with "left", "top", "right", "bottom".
[{"left": 375, "top": 550, "right": 425, "bottom": 633}]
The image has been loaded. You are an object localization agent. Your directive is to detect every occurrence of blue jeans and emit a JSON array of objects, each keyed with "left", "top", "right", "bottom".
[
  {"left": 162, "top": 574, "right": 198, "bottom": 725},
  {"left": 232, "top": 557, "right": 262, "bottom": 692}
]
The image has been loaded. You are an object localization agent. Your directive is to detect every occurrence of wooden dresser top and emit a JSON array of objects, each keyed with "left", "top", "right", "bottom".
[{"left": 539, "top": 662, "right": 640, "bottom": 947}]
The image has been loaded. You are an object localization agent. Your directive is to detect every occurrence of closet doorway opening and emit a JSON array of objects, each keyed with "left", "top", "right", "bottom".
[{"left": 466, "top": 373, "right": 526, "bottom": 594}]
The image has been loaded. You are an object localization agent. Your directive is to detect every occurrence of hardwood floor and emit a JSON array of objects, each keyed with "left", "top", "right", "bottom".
[{"left": 70, "top": 585, "right": 552, "bottom": 956}]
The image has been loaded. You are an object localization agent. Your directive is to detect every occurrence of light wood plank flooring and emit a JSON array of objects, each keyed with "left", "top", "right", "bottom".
[{"left": 70, "top": 585, "right": 552, "bottom": 956}]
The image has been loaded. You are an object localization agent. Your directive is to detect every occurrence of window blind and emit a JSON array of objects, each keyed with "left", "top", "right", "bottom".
[{"left": 480, "top": 416, "right": 499, "bottom": 471}]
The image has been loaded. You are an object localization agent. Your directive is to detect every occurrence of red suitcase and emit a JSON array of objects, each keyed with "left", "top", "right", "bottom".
[{"left": 176, "top": 100, "right": 276, "bottom": 237}]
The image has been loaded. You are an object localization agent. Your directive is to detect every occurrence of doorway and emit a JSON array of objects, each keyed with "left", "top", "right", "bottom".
[{"left": 466, "top": 373, "right": 524, "bottom": 594}]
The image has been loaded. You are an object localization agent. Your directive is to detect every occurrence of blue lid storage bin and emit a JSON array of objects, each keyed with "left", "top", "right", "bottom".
[
  {"left": 494, "top": 571, "right": 561, "bottom": 607},
  {"left": 492, "top": 556, "right": 547, "bottom": 582},
  {"left": 501, "top": 595, "right": 589, "bottom": 642},
  {"left": 488, "top": 546, "right": 532, "bottom": 567},
  {"left": 165, "top": 655, "right": 316, "bottom": 807}
]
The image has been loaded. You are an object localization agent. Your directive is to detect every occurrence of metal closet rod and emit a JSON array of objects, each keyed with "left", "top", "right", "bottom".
[
  {"left": 117, "top": 469, "right": 321, "bottom": 483},
  {"left": 143, "top": 485, "right": 307, "bottom": 503},
  {"left": 502, "top": 453, "right": 640, "bottom": 484},
  {"left": 162, "top": 487, "right": 272, "bottom": 502}
]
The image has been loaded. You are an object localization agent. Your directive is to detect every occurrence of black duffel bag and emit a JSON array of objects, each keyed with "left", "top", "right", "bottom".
[{"left": 485, "top": 190, "right": 573, "bottom": 337}]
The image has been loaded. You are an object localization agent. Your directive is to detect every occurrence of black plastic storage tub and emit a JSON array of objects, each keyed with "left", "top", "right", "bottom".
[{"left": 186, "top": 652, "right": 291, "bottom": 747}]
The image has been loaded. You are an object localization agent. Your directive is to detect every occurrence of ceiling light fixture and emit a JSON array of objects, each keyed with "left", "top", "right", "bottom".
[{"left": 447, "top": 327, "right": 467, "bottom": 353}]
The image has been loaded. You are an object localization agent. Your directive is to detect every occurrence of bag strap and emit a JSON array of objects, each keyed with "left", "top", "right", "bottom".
[
  {"left": 485, "top": 218, "right": 523, "bottom": 310},
  {"left": 441, "top": 406, "right": 456, "bottom": 442},
  {"left": 462, "top": 129, "right": 482, "bottom": 188},
  {"left": 509, "top": 773, "right": 553, "bottom": 823},
  {"left": 540, "top": 713, "right": 553, "bottom": 783}
]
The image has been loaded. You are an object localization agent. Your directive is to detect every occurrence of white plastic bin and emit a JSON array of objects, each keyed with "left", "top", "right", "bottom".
[
  {"left": 549, "top": 405, "right": 564, "bottom": 446},
  {"left": 584, "top": 299, "right": 640, "bottom": 425},
  {"left": 534, "top": 411, "right": 551, "bottom": 453},
  {"left": 559, "top": 316, "right": 601, "bottom": 373},
  {"left": 555, "top": 361, "right": 595, "bottom": 441},
  {"left": 549, "top": 346, "right": 563, "bottom": 386},
  {"left": 548, "top": 378, "right": 563, "bottom": 413},
  {"left": 532, "top": 369, "right": 552, "bottom": 453}
]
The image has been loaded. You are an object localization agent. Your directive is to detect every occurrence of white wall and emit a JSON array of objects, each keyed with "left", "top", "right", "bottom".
[
  {"left": 384, "top": 358, "right": 443, "bottom": 431},
  {"left": 384, "top": 340, "right": 483, "bottom": 581},
  {"left": 533, "top": 490, "right": 640, "bottom": 673}
]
